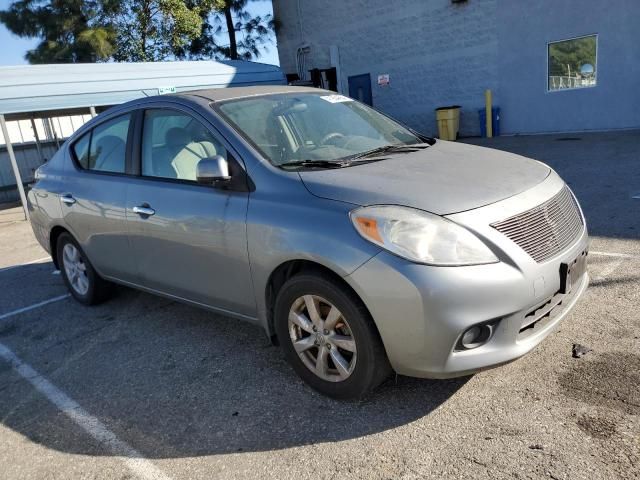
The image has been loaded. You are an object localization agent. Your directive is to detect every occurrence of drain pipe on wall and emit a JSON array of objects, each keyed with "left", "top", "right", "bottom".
[
  {"left": 297, "top": 0, "right": 304, "bottom": 44},
  {"left": 330, "top": 45, "right": 343, "bottom": 94},
  {"left": 295, "top": 0, "right": 309, "bottom": 81}
]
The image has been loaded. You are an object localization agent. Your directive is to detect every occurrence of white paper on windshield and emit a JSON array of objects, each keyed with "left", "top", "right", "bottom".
[{"left": 320, "top": 94, "right": 353, "bottom": 103}]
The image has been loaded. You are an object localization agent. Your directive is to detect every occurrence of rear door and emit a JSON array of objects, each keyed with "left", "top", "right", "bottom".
[
  {"left": 125, "top": 105, "right": 255, "bottom": 318},
  {"left": 61, "top": 112, "right": 138, "bottom": 282}
]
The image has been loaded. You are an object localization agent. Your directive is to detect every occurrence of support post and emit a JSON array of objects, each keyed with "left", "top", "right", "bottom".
[
  {"left": 485, "top": 89, "right": 493, "bottom": 138},
  {"left": 30, "top": 116, "right": 45, "bottom": 163},
  {"left": 0, "top": 114, "right": 29, "bottom": 221},
  {"left": 89, "top": 106, "right": 97, "bottom": 118},
  {"left": 49, "top": 117, "right": 60, "bottom": 149}
]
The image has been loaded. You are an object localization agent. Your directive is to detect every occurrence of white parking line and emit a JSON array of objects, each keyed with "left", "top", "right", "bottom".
[
  {"left": 590, "top": 250, "right": 639, "bottom": 259},
  {"left": 593, "top": 257, "right": 625, "bottom": 282},
  {"left": 0, "top": 294, "right": 70, "bottom": 322},
  {"left": 0, "top": 256, "right": 51, "bottom": 274},
  {"left": 0, "top": 343, "right": 172, "bottom": 480}
]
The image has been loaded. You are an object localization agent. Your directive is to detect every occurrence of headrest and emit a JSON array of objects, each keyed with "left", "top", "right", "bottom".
[
  {"left": 95, "top": 135, "right": 124, "bottom": 152},
  {"left": 165, "top": 127, "right": 190, "bottom": 147}
]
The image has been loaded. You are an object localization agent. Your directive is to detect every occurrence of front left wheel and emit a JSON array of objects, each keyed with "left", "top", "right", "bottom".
[
  {"left": 274, "top": 272, "right": 391, "bottom": 399},
  {"left": 56, "top": 232, "right": 112, "bottom": 305}
]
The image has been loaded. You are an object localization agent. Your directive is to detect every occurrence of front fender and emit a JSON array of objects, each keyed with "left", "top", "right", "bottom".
[{"left": 247, "top": 190, "right": 379, "bottom": 333}]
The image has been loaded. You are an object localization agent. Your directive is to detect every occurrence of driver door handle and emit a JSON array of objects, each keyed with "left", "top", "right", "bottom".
[
  {"left": 60, "top": 193, "right": 76, "bottom": 205},
  {"left": 132, "top": 204, "right": 155, "bottom": 216}
]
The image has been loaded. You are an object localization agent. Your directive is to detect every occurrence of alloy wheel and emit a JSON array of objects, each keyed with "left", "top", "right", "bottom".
[
  {"left": 288, "top": 294, "right": 357, "bottom": 382},
  {"left": 62, "top": 243, "right": 89, "bottom": 296}
]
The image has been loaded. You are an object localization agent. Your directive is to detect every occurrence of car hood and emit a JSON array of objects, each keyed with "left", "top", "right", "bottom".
[{"left": 299, "top": 140, "right": 551, "bottom": 215}]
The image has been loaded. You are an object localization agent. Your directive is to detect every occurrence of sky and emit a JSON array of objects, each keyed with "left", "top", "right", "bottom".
[{"left": 0, "top": 0, "right": 279, "bottom": 66}]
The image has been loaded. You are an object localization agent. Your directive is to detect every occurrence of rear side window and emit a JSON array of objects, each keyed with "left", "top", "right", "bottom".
[
  {"left": 72, "top": 114, "right": 131, "bottom": 173},
  {"left": 72, "top": 132, "right": 91, "bottom": 169}
]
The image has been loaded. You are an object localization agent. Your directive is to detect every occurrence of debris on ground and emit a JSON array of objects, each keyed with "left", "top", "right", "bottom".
[
  {"left": 529, "top": 444, "right": 544, "bottom": 450},
  {"left": 572, "top": 344, "right": 592, "bottom": 358}
]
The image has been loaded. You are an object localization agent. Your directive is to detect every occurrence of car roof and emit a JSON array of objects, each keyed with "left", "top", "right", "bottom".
[
  {"left": 175, "top": 85, "right": 332, "bottom": 103},
  {"left": 71, "top": 85, "right": 336, "bottom": 139}
]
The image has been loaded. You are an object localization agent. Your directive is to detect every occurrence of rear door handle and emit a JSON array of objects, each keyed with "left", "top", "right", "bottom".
[
  {"left": 60, "top": 194, "right": 76, "bottom": 205},
  {"left": 132, "top": 204, "right": 155, "bottom": 216}
]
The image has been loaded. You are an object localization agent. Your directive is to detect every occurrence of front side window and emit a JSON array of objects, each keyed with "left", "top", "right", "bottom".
[
  {"left": 216, "top": 93, "right": 421, "bottom": 166},
  {"left": 548, "top": 35, "right": 597, "bottom": 91},
  {"left": 141, "top": 109, "right": 227, "bottom": 181},
  {"left": 72, "top": 114, "right": 130, "bottom": 173}
]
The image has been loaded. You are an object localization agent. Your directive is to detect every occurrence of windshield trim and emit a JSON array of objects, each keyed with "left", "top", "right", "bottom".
[{"left": 211, "top": 92, "right": 434, "bottom": 170}]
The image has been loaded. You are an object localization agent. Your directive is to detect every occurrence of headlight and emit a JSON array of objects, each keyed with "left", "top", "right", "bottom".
[{"left": 350, "top": 205, "right": 498, "bottom": 266}]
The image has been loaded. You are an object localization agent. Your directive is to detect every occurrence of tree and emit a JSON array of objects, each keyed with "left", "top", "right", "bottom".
[
  {"left": 0, "top": 0, "right": 117, "bottom": 63},
  {"left": 184, "top": 0, "right": 275, "bottom": 61},
  {"left": 548, "top": 36, "right": 597, "bottom": 77},
  {"left": 110, "top": 0, "right": 223, "bottom": 62},
  {"left": 0, "top": 0, "right": 274, "bottom": 63}
]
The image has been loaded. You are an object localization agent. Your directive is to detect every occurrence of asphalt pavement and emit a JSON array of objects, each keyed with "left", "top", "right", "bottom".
[{"left": 0, "top": 130, "right": 638, "bottom": 479}]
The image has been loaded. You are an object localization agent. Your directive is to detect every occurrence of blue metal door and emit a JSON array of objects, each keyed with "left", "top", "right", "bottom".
[{"left": 348, "top": 74, "right": 372, "bottom": 106}]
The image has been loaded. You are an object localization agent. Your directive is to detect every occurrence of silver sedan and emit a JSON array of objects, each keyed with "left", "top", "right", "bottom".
[{"left": 27, "top": 86, "right": 589, "bottom": 398}]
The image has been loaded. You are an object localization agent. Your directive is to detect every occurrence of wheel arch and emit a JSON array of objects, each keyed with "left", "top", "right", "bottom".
[
  {"left": 264, "top": 259, "right": 381, "bottom": 346},
  {"left": 49, "top": 225, "right": 71, "bottom": 269}
]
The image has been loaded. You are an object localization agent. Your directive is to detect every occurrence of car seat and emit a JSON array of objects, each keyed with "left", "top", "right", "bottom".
[{"left": 92, "top": 135, "right": 125, "bottom": 172}]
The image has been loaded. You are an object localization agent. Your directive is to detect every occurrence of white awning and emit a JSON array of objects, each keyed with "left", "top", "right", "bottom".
[
  {"left": 0, "top": 60, "right": 286, "bottom": 119},
  {"left": 0, "top": 59, "right": 285, "bottom": 219}
]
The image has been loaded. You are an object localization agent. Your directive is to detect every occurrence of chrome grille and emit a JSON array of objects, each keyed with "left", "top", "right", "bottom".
[{"left": 491, "top": 186, "right": 584, "bottom": 263}]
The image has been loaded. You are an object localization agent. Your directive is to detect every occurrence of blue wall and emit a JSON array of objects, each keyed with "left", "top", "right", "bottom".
[
  {"left": 497, "top": 0, "right": 640, "bottom": 134},
  {"left": 274, "top": 0, "right": 640, "bottom": 135}
]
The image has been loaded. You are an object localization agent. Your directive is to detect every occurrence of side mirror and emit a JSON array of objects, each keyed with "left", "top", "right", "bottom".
[{"left": 196, "top": 156, "right": 230, "bottom": 184}]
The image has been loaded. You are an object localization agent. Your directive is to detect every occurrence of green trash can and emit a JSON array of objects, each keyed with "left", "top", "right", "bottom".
[{"left": 435, "top": 105, "right": 461, "bottom": 141}]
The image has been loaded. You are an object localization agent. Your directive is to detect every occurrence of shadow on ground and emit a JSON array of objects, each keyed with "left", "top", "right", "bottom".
[{"left": 0, "top": 270, "right": 468, "bottom": 457}]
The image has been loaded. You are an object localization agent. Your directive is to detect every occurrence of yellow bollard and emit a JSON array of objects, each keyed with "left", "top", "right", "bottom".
[{"left": 485, "top": 89, "right": 493, "bottom": 138}]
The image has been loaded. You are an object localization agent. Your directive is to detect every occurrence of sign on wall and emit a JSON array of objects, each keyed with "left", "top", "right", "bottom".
[{"left": 377, "top": 74, "right": 390, "bottom": 86}]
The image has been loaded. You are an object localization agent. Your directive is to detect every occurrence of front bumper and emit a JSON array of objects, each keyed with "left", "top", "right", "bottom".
[{"left": 344, "top": 173, "right": 590, "bottom": 378}]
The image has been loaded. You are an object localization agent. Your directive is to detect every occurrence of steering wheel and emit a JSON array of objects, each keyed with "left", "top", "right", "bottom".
[{"left": 319, "top": 132, "right": 345, "bottom": 146}]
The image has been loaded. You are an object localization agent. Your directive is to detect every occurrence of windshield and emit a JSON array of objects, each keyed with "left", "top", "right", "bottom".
[{"left": 216, "top": 93, "right": 423, "bottom": 166}]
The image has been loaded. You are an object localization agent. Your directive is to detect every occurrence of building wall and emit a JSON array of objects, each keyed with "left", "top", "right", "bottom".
[
  {"left": 496, "top": 0, "right": 640, "bottom": 134},
  {"left": 273, "top": 0, "right": 640, "bottom": 136},
  {"left": 273, "top": 0, "right": 499, "bottom": 136}
]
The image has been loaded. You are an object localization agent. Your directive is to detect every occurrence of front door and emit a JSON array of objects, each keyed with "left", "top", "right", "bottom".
[
  {"left": 348, "top": 74, "right": 373, "bottom": 106},
  {"left": 125, "top": 107, "right": 255, "bottom": 318}
]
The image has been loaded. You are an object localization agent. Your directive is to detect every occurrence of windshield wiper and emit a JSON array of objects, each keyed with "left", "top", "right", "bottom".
[
  {"left": 348, "top": 142, "right": 431, "bottom": 161},
  {"left": 278, "top": 142, "right": 432, "bottom": 169},
  {"left": 279, "top": 159, "right": 350, "bottom": 169}
]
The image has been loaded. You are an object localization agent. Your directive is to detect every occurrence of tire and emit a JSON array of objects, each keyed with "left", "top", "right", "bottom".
[
  {"left": 56, "top": 232, "right": 112, "bottom": 305},
  {"left": 274, "top": 272, "right": 391, "bottom": 399}
]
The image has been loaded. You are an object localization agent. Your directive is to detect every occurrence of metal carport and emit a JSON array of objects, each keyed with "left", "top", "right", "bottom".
[{"left": 0, "top": 60, "right": 286, "bottom": 220}]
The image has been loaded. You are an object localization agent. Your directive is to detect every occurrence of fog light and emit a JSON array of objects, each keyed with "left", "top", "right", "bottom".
[{"left": 458, "top": 322, "right": 496, "bottom": 350}]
